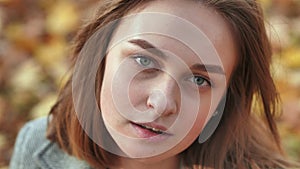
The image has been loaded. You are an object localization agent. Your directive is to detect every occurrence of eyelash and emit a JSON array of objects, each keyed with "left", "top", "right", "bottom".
[
  {"left": 132, "top": 54, "right": 212, "bottom": 88},
  {"left": 187, "top": 75, "right": 212, "bottom": 88},
  {"left": 132, "top": 54, "right": 161, "bottom": 74},
  {"left": 133, "top": 55, "right": 157, "bottom": 67}
]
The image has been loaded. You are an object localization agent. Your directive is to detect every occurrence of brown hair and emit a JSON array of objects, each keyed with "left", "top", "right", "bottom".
[{"left": 47, "top": 0, "right": 297, "bottom": 168}]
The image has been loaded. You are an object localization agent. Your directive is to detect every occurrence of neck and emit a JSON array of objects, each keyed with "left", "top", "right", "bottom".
[{"left": 109, "top": 155, "right": 181, "bottom": 169}]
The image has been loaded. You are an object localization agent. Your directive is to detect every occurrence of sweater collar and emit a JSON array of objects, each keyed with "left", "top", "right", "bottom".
[{"left": 33, "top": 141, "right": 92, "bottom": 169}]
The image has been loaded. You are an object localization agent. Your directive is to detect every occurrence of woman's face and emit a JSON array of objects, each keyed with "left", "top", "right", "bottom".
[{"left": 100, "top": 0, "right": 237, "bottom": 161}]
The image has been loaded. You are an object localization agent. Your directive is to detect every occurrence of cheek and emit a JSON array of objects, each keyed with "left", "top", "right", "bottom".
[
  {"left": 191, "top": 105, "right": 210, "bottom": 134},
  {"left": 178, "top": 87, "right": 223, "bottom": 139},
  {"left": 183, "top": 99, "right": 210, "bottom": 136},
  {"left": 172, "top": 97, "right": 213, "bottom": 152},
  {"left": 128, "top": 78, "right": 153, "bottom": 110},
  {"left": 127, "top": 82, "right": 146, "bottom": 103},
  {"left": 100, "top": 81, "right": 113, "bottom": 117},
  {"left": 100, "top": 67, "right": 119, "bottom": 119}
]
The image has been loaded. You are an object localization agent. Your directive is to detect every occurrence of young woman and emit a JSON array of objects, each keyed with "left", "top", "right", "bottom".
[{"left": 10, "top": 0, "right": 298, "bottom": 169}]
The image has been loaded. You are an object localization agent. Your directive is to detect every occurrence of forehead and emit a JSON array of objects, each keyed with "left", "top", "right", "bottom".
[{"left": 108, "top": 0, "right": 237, "bottom": 76}]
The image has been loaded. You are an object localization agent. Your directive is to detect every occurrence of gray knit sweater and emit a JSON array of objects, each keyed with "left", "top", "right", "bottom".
[{"left": 9, "top": 117, "right": 91, "bottom": 169}]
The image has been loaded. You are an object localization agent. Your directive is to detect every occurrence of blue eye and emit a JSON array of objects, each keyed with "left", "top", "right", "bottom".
[
  {"left": 134, "top": 55, "right": 156, "bottom": 68},
  {"left": 190, "top": 75, "right": 211, "bottom": 87}
]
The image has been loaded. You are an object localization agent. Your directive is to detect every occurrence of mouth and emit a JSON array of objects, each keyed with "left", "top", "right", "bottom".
[
  {"left": 130, "top": 122, "right": 172, "bottom": 139},
  {"left": 136, "top": 123, "right": 165, "bottom": 134}
]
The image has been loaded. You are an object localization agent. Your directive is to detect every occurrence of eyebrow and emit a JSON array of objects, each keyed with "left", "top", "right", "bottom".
[
  {"left": 128, "top": 38, "right": 225, "bottom": 75},
  {"left": 191, "top": 64, "right": 225, "bottom": 75},
  {"left": 128, "top": 39, "right": 167, "bottom": 59}
]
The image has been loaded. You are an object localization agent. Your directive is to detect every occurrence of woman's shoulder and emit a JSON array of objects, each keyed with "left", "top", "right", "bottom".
[
  {"left": 10, "top": 116, "right": 91, "bottom": 169},
  {"left": 14, "top": 116, "right": 49, "bottom": 148}
]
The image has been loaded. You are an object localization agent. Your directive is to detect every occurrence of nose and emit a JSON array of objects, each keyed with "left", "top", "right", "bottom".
[{"left": 146, "top": 75, "right": 180, "bottom": 117}]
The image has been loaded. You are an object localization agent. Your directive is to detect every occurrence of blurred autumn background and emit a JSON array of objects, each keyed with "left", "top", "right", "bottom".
[{"left": 0, "top": 0, "right": 299, "bottom": 168}]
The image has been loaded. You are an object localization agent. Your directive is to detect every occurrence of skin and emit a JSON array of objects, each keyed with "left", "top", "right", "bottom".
[{"left": 100, "top": 0, "right": 237, "bottom": 168}]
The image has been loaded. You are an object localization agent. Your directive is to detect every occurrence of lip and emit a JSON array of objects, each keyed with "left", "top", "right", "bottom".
[
  {"left": 138, "top": 122, "right": 168, "bottom": 132},
  {"left": 130, "top": 122, "right": 172, "bottom": 141}
]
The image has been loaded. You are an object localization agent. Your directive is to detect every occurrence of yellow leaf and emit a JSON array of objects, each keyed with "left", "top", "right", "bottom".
[
  {"left": 30, "top": 94, "right": 57, "bottom": 118},
  {"left": 283, "top": 48, "right": 300, "bottom": 69},
  {"left": 49, "top": 60, "right": 70, "bottom": 88},
  {"left": 0, "top": 133, "right": 7, "bottom": 148},
  {"left": 46, "top": 1, "right": 79, "bottom": 35},
  {"left": 258, "top": 0, "right": 272, "bottom": 9},
  {"left": 0, "top": 0, "right": 10, "bottom": 3},
  {"left": 34, "top": 37, "right": 70, "bottom": 89},
  {"left": 288, "top": 70, "right": 300, "bottom": 88},
  {"left": 0, "top": 9, "right": 3, "bottom": 32},
  {"left": 9, "top": 59, "right": 43, "bottom": 92},
  {"left": 34, "top": 37, "right": 67, "bottom": 67},
  {"left": 4, "top": 23, "right": 38, "bottom": 52}
]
